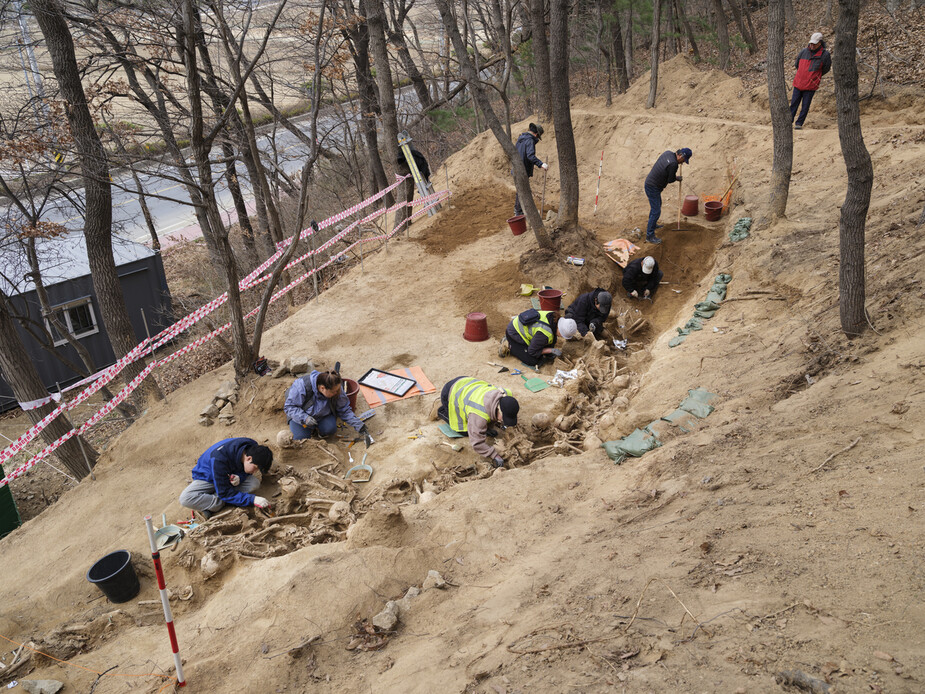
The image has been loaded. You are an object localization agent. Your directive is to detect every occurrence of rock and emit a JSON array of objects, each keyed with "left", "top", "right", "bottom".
[
  {"left": 213, "top": 397, "right": 227, "bottom": 409},
  {"left": 198, "top": 416, "right": 214, "bottom": 427},
  {"left": 271, "top": 365, "right": 289, "bottom": 379},
  {"left": 404, "top": 586, "right": 421, "bottom": 600},
  {"left": 874, "top": 650, "right": 894, "bottom": 662},
  {"left": 583, "top": 433, "right": 603, "bottom": 451},
  {"left": 226, "top": 391, "right": 238, "bottom": 405},
  {"left": 221, "top": 417, "right": 235, "bottom": 426},
  {"left": 289, "top": 356, "right": 311, "bottom": 375},
  {"left": 422, "top": 570, "right": 446, "bottom": 590},
  {"left": 21, "top": 681, "right": 64, "bottom": 694},
  {"left": 531, "top": 412, "right": 551, "bottom": 430},
  {"left": 276, "top": 429, "right": 294, "bottom": 448},
  {"left": 218, "top": 402, "right": 234, "bottom": 418},
  {"left": 215, "top": 380, "right": 237, "bottom": 400},
  {"left": 396, "top": 587, "right": 420, "bottom": 616},
  {"left": 372, "top": 601, "right": 399, "bottom": 631},
  {"left": 200, "top": 402, "right": 220, "bottom": 418}
]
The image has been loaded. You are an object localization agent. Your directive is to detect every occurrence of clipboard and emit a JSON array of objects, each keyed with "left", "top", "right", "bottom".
[{"left": 358, "top": 368, "right": 417, "bottom": 397}]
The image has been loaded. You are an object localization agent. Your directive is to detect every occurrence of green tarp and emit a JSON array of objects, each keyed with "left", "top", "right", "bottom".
[{"left": 0, "top": 463, "right": 22, "bottom": 538}]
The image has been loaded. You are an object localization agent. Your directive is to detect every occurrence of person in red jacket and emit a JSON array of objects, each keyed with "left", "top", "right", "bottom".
[{"left": 791, "top": 32, "right": 831, "bottom": 130}]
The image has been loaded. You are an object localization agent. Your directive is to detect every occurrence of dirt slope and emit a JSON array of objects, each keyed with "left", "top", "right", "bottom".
[{"left": 2, "top": 56, "right": 925, "bottom": 693}]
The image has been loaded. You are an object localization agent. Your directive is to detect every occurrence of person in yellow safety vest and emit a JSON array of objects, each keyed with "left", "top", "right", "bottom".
[
  {"left": 498, "top": 308, "right": 578, "bottom": 367},
  {"left": 435, "top": 377, "right": 519, "bottom": 468}
]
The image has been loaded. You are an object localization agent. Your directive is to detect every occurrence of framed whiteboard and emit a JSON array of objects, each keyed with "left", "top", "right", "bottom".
[{"left": 358, "top": 368, "right": 417, "bottom": 397}]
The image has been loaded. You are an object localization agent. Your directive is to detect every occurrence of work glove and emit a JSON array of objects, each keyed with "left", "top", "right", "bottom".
[
  {"left": 588, "top": 322, "right": 599, "bottom": 334},
  {"left": 644, "top": 289, "right": 651, "bottom": 298},
  {"left": 492, "top": 456, "right": 505, "bottom": 469},
  {"left": 541, "top": 162, "right": 548, "bottom": 170},
  {"left": 302, "top": 415, "right": 317, "bottom": 428},
  {"left": 677, "top": 175, "right": 683, "bottom": 182},
  {"left": 630, "top": 290, "right": 639, "bottom": 298},
  {"left": 228, "top": 474, "right": 240, "bottom": 487},
  {"left": 253, "top": 496, "right": 270, "bottom": 509},
  {"left": 549, "top": 348, "right": 563, "bottom": 358}
]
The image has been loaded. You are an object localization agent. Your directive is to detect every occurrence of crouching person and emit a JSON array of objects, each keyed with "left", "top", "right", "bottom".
[
  {"left": 437, "top": 377, "right": 519, "bottom": 468},
  {"left": 284, "top": 369, "right": 371, "bottom": 443},
  {"left": 179, "top": 438, "right": 273, "bottom": 518},
  {"left": 498, "top": 308, "right": 577, "bottom": 367}
]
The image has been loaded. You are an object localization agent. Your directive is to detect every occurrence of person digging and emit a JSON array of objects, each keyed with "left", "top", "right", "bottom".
[
  {"left": 498, "top": 308, "right": 578, "bottom": 367},
  {"left": 284, "top": 369, "right": 372, "bottom": 445},
  {"left": 434, "top": 377, "right": 519, "bottom": 468},
  {"left": 622, "top": 256, "right": 663, "bottom": 301},
  {"left": 644, "top": 147, "right": 692, "bottom": 244},
  {"left": 179, "top": 438, "right": 273, "bottom": 519},
  {"left": 564, "top": 289, "right": 612, "bottom": 339}
]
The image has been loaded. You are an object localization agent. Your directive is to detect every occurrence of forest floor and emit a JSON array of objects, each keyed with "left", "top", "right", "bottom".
[{"left": 2, "top": 56, "right": 925, "bottom": 693}]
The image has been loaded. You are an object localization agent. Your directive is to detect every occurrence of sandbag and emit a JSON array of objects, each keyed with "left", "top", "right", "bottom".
[{"left": 601, "top": 428, "right": 662, "bottom": 464}]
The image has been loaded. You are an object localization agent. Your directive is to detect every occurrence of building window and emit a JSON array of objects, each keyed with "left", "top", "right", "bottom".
[{"left": 47, "top": 297, "right": 99, "bottom": 346}]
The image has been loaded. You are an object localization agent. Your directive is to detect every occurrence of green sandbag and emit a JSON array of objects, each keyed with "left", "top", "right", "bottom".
[
  {"left": 601, "top": 428, "right": 662, "bottom": 464},
  {"left": 695, "top": 300, "right": 721, "bottom": 311},
  {"left": 661, "top": 408, "right": 699, "bottom": 432},
  {"left": 729, "top": 218, "right": 752, "bottom": 242},
  {"left": 668, "top": 335, "right": 687, "bottom": 348},
  {"left": 705, "top": 291, "right": 725, "bottom": 305},
  {"left": 684, "top": 317, "right": 703, "bottom": 331},
  {"left": 716, "top": 273, "right": 732, "bottom": 284},
  {"left": 678, "top": 387, "right": 718, "bottom": 418},
  {"left": 676, "top": 327, "right": 691, "bottom": 336},
  {"left": 694, "top": 308, "right": 718, "bottom": 319}
]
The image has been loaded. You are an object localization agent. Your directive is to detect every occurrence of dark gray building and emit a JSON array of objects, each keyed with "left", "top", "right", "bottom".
[{"left": 0, "top": 233, "right": 173, "bottom": 411}]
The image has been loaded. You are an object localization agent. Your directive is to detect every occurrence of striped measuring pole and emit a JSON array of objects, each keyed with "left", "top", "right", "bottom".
[{"left": 144, "top": 515, "right": 187, "bottom": 687}]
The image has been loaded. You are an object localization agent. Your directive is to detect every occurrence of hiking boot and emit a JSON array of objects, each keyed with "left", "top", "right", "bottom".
[
  {"left": 794, "top": 123, "right": 803, "bottom": 130},
  {"left": 498, "top": 337, "right": 510, "bottom": 358},
  {"left": 646, "top": 234, "right": 662, "bottom": 245},
  {"left": 196, "top": 509, "right": 214, "bottom": 521}
]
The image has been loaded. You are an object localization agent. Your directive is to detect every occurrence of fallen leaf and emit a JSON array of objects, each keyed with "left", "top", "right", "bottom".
[{"left": 838, "top": 490, "right": 850, "bottom": 497}]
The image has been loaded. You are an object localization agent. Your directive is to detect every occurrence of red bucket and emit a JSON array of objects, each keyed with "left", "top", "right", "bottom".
[
  {"left": 704, "top": 201, "right": 723, "bottom": 222},
  {"left": 681, "top": 195, "right": 699, "bottom": 217},
  {"left": 463, "top": 312, "right": 490, "bottom": 342},
  {"left": 537, "top": 289, "right": 563, "bottom": 311},
  {"left": 343, "top": 378, "right": 359, "bottom": 411},
  {"left": 507, "top": 215, "right": 527, "bottom": 236}
]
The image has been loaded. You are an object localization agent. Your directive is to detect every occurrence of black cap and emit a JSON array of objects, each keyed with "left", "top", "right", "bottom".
[
  {"left": 499, "top": 396, "right": 519, "bottom": 427},
  {"left": 596, "top": 291, "right": 612, "bottom": 314},
  {"left": 246, "top": 445, "right": 273, "bottom": 473}
]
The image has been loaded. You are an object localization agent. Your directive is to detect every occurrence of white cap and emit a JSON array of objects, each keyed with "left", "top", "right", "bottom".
[
  {"left": 810, "top": 32, "right": 823, "bottom": 44},
  {"left": 642, "top": 256, "right": 656, "bottom": 274},
  {"left": 558, "top": 318, "right": 578, "bottom": 339}
]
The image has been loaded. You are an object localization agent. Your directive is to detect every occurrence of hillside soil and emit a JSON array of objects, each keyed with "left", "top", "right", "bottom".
[{"left": 2, "top": 57, "right": 925, "bottom": 693}]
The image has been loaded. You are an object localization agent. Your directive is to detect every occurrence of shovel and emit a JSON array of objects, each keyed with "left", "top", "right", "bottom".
[
  {"left": 486, "top": 361, "right": 509, "bottom": 373},
  {"left": 521, "top": 373, "right": 549, "bottom": 392}
]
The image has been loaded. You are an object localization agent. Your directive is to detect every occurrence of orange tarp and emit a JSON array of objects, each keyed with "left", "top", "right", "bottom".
[{"left": 358, "top": 366, "right": 436, "bottom": 408}]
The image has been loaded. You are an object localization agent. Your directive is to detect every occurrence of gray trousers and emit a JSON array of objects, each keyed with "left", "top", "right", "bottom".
[{"left": 178, "top": 475, "right": 260, "bottom": 512}]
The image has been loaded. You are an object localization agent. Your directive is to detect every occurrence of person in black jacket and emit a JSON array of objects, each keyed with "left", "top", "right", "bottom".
[
  {"left": 644, "top": 148, "right": 692, "bottom": 244},
  {"left": 564, "top": 289, "right": 612, "bottom": 338},
  {"left": 622, "top": 256, "right": 663, "bottom": 300},
  {"left": 512, "top": 123, "right": 547, "bottom": 217}
]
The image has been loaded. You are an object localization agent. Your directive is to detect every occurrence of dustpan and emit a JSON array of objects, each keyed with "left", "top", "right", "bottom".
[
  {"left": 344, "top": 451, "right": 373, "bottom": 483},
  {"left": 521, "top": 373, "right": 549, "bottom": 392},
  {"left": 154, "top": 514, "right": 185, "bottom": 551}
]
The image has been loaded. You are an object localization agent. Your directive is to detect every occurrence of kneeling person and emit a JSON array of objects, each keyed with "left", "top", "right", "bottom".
[
  {"left": 565, "top": 289, "right": 612, "bottom": 338},
  {"left": 622, "top": 256, "right": 663, "bottom": 300},
  {"left": 285, "top": 369, "right": 371, "bottom": 443},
  {"left": 499, "top": 308, "right": 577, "bottom": 367},
  {"left": 179, "top": 438, "right": 273, "bottom": 517},
  {"left": 438, "top": 377, "right": 519, "bottom": 468}
]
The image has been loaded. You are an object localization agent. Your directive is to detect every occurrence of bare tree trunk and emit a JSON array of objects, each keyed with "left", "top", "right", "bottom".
[
  {"left": 530, "top": 0, "right": 553, "bottom": 120},
  {"left": 0, "top": 296, "right": 98, "bottom": 480},
  {"left": 597, "top": 1, "right": 614, "bottom": 105},
  {"left": 624, "top": 1, "right": 634, "bottom": 81},
  {"left": 766, "top": 0, "right": 793, "bottom": 219},
  {"left": 675, "top": 0, "right": 701, "bottom": 61},
  {"left": 834, "top": 0, "right": 872, "bottom": 337},
  {"left": 646, "top": 0, "right": 662, "bottom": 108},
  {"left": 611, "top": 10, "right": 630, "bottom": 92},
  {"left": 727, "top": 0, "right": 756, "bottom": 54},
  {"left": 714, "top": 0, "right": 731, "bottom": 70},
  {"left": 549, "top": 0, "right": 579, "bottom": 229},
  {"left": 386, "top": 0, "right": 435, "bottom": 113},
  {"left": 434, "top": 0, "right": 551, "bottom": 247},
  {"left": 785, "top": 0, "right": 796, "bottom": 26},
  {"left": 32, "top": 0, "right": 164, "bottom": 405},
  {"left": 666, "top": 0, "right": 677, "bottom": 57},
  {"left": 365, "top": 0, "right": 402, "bottom": 218},
  {"left": 824, "top": 0, "right": 835, "bottom": 26}
]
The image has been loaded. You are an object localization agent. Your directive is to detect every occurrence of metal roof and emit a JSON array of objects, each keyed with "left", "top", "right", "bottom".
[{"left": 0, "top": 232, "right": 157, "bottom": 296}]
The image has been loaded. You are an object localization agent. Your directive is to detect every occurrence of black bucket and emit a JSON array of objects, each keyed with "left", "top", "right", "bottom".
[{"left": 87, "top": 550, "right": 140, "bottom": 603}]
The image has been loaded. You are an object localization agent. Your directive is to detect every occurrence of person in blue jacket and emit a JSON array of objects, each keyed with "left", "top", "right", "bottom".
[
  {"left": 284, "top": 369, "right": 371, "bottom": 443},
  {"left": 644, "top": 148, "right": 692, "bottom": 244},
  {"left": 512, "top": 123, "right": 548, "bottom": 217},
  {"left": 179, "top": 438, "right": 273, "bottom": 518}
]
